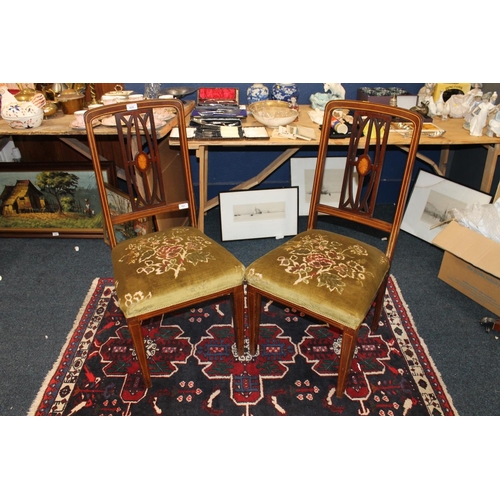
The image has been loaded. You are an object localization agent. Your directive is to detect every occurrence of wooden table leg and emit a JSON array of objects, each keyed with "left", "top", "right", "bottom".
[
  {"left": 438, "top": 146, "right": 450, "bottom": 176},
  {"left": 398, "top": 146, "right": 443, "bottom": 177},
  {"left": 481, "top": 143, "right": 500, "bottom": 194},
  {"left": 196, "top": 145, "right": 208, "bottom": 232}
]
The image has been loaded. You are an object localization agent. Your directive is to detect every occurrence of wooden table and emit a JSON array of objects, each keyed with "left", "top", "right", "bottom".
[
  {"left": 0, "top": 100, "right": 195, "bottom": 236},
  {"left": 0, "top": 100, "right": 195, "bottom": 165},
  {"left": 172, "top": 105, "right": 500, "bottom": 231}
]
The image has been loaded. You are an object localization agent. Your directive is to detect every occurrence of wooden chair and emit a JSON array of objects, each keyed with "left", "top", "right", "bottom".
[
  {"left": 245, "top": 100, "right": 422, "bottom": 397},
  {"left": 84, "top": 99, "right": 246, "bottom": 388}
]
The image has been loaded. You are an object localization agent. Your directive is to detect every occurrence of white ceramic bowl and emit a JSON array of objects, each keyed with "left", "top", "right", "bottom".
[
  {"left": 248, "top": 100, "right": 299, "bottom": 128},
  {"left": 1, "top": 104, "right": 43, "bottom": 129}
]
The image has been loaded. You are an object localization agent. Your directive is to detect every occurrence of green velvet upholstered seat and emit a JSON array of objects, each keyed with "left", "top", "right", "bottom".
[
  {"left": 246, "top": 229, "right": 390, "bottom": 330},
  {"left": 112, "top": 226, "right": 246, "bottom": 319}
]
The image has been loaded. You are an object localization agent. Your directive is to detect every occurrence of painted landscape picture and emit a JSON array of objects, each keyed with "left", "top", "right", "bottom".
[{"left": 0, "top": 164, "right": 108, "bottom": 237}]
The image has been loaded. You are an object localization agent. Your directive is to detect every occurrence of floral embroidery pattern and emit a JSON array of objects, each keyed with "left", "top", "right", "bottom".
[
  {"left": 118, "top": 228, "right": 215, "bottom": 278},
  {"left": 276, "top": 232, "right": 378, "bottom": 294}
]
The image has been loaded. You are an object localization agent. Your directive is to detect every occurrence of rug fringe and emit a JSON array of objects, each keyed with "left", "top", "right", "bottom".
[
  {"left": 389, "top": 276, "right": 460, "bottom": 416},
  {"left": 27, "top": 278, "right": 104, "bottom": 416}
]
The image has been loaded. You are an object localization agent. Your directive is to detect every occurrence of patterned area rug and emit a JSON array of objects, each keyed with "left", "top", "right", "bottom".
[{"left": 29, "top": 276, "right": 457, "bottom": 416}]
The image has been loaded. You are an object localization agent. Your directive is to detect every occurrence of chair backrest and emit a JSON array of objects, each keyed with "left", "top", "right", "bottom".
[
  {"left": 309, "top": 99, "right": 422, "bottom": 262},
  {"left": 84, "top": 98, "right": 196, "bottom": 248}
]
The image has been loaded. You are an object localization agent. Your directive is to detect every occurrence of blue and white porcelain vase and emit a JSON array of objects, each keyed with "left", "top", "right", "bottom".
[
  {"left": 247, "top": 83, "right": 269, "bottom": 104},
  {"left": 271, "top": 83, "right": 299, "bottom": 102}
]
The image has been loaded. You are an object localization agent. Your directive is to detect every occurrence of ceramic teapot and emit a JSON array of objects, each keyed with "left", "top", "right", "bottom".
[{"left": 0, "top": 86, "right": 44, "bottom": 129}]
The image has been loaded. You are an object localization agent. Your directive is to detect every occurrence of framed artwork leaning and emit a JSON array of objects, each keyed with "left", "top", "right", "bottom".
[
  {"left": 0, "top": 162, "right": 114, "bottom": 238},
  {"left": 290, "top": 157, "right": 357, "bottom": 216},
  {"left": 219, "top": 187, "right": 298, "bottom": 241},
  {"left": 401, "top": 170, "right": 492, "bottom": 244}
]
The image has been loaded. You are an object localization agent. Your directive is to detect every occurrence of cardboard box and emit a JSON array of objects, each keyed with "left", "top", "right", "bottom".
[{"left": 432, "top": 221, "right": 500, "bottom": 316}]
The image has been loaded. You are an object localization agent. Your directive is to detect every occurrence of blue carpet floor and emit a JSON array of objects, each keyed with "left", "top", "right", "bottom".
[{"left": 0, "top": 206, "right": 498, "bottom": 415}]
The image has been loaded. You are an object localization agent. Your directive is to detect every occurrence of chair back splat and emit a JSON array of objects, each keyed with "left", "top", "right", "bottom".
[
  {"left": 86, "top": 100, "right": 197, "bottom": 249},
  {"left": 246, "top": 100, "right": 422, "bottom": 397},
  {"left": 84, "top": 99, "right": 245, "bottom": 390}
]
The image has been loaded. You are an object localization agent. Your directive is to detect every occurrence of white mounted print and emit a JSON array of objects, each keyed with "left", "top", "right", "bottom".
[
  {"left": 291, "top": 157, "right": 356, "bottom": 215},
  {"left": 401, "top": 170, "right": 492, "bottom": 243}
]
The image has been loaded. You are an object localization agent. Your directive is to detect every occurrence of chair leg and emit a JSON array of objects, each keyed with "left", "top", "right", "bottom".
[
  {"left": 246, "top": 286, "right": 262, "bottom": 356},
  {"left": 336, "top": 328, "right": 358, "bottom": 397},
  {"left": 231, "top": 285, "right": 245, "bottom": 357},
  {"left": 127, "top": 317, "right": 152, "bottom": 388},
  {"left": 371, "top": 279, "right": 388, "bottom": 332}
]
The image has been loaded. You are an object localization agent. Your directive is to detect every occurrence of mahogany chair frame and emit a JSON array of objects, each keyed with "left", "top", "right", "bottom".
[
  {"left": 246, "top": 100, "right": 423, "bottom": 397},
  {"left": 84, "top": 99, "right": 245, "bottom": 388}
]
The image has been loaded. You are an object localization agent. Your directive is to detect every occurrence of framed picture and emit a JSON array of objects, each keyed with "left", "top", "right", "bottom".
[
  {"left": 219, "top": 187, "right": 298, "bottom": 241},
  {"left": 401, "top": 170, "right": 492, "bottom": 243},
  {"left": 291, "top": 157, "right": 357, "bottom": 215},
  {"left": 103, "top": 183, "right": 152, "bottom": 245},
  {"left": 0, "top": 162, "right": 113, "bottom": 238}
]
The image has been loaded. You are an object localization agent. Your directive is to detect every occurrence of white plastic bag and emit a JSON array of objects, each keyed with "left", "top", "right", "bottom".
[{"left": 449, "top": 199, "right": 500, "bottom": 243}]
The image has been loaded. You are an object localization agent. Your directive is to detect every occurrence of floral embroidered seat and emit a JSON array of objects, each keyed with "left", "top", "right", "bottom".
[
  {"left": 245, "top": 100, "right": 422, "bottom": 397},
  {"left": 246, "top": 229, "right": 389, "bottom": 331},
  {"left": 113, "top": 226, "right": 245, "bottom": 319},
  {"left": 85, "top": 99, "right": 245, "bottom": 389}
]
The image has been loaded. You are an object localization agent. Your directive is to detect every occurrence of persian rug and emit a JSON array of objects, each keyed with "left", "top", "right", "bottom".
[{"left": 29, "top": 276, "right": 457, "bottom": 416}]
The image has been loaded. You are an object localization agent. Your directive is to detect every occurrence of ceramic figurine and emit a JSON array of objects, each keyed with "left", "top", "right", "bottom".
[
  {"left": 469, "top": 94, "right": 496, "bottom": 137},
  {"left": 463, "top": 93, "right": 483, "bottom": 130},
  {"left": 309, "top": 83, "right": 346, "bottom": 111},
  {"left": 310, "top": 93, "right": 332, "bottom": 110},
  {"left": 446, "top": 94, "right": 469, "bottom": 118},
  {"left": 272, "top": 83, "right": 299, "bottom": 102},
  {"left": 417, "top": 83, "right": 435, "bottom": 106},
  {"left": 435, "top": 92, "right": 446, "bottom": 116},
  {"left": 247, "top": 83, "right": 269, "bottom": 105},
  {"left": 462, "top": 84, "right": 483, "bottom": 113},
  {"left": 323, "top": 83, "right": 345, "bottom": 99},
  {"left": 486, "top": 107, "right": 500, "bottom": 137}
]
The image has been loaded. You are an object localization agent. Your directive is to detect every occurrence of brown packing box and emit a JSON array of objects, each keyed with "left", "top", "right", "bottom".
[{"left": 432, "top": 221, "right": 500, "bottom": 316}]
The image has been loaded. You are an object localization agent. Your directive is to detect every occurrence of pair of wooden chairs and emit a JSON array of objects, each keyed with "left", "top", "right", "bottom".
[{"left": 84, "top": 99, "right": 422, "bottom": 397}]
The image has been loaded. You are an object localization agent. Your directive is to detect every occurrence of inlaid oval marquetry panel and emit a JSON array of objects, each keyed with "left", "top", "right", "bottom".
[
  {"left": 135, "top": 151, "right": 150, "bottom": 172},
  {"left": 357, "top": 154, "right": 372, "bottom": 176}
]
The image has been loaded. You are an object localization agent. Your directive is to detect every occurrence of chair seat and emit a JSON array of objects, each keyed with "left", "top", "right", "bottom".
[
  {"left": 112, "top": 226, "right": 245, "bottom": 318},
  {"left": 245, "top": 229, "right": 390, "bottom": 330}
]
